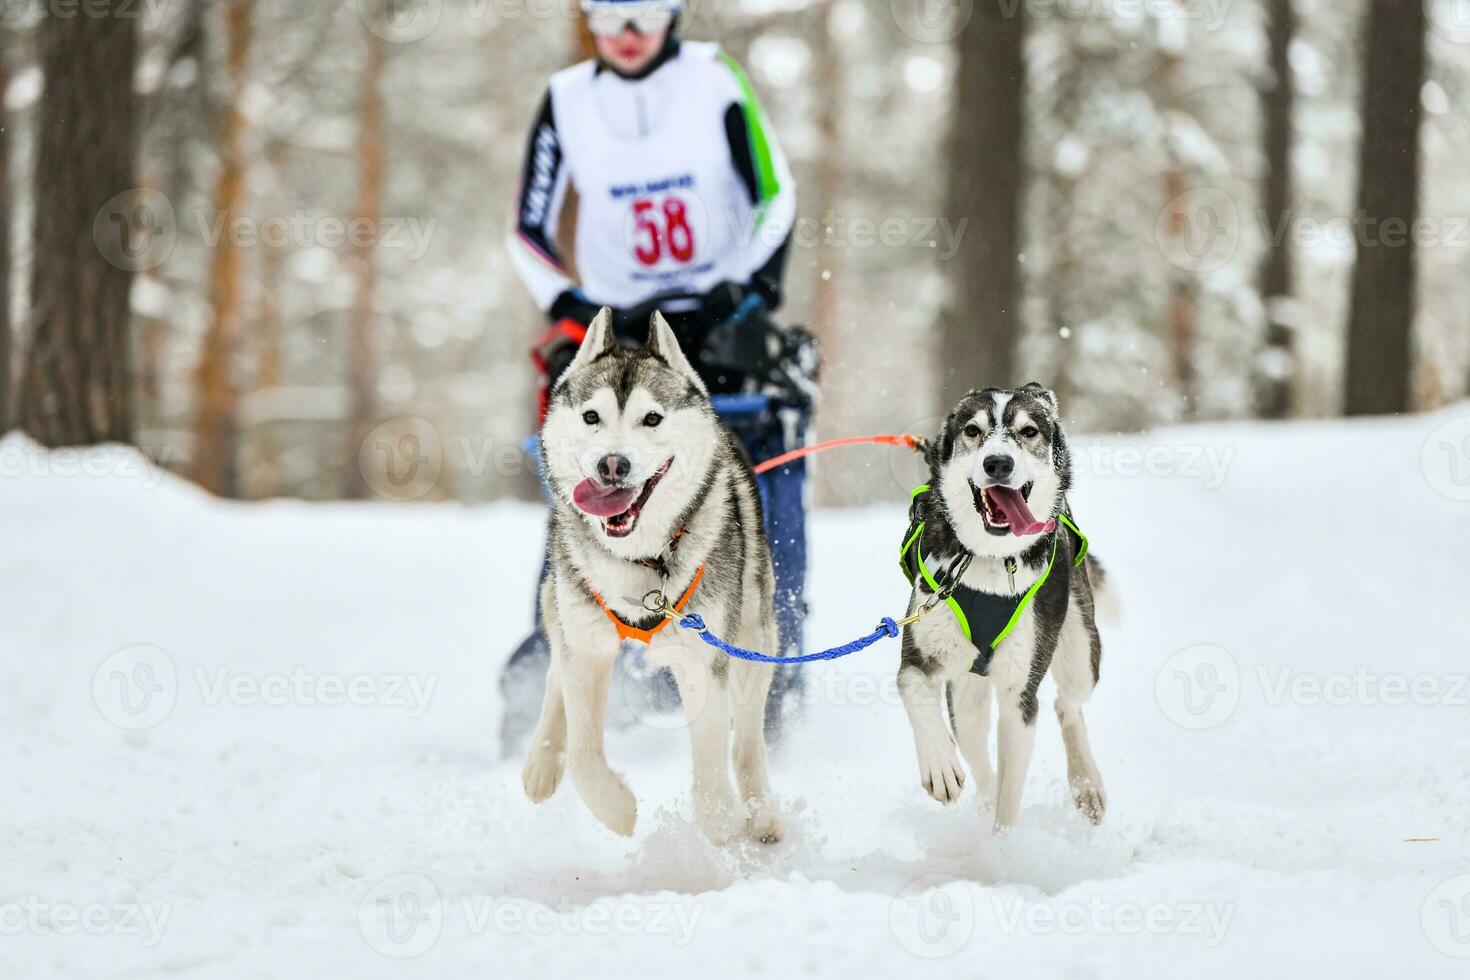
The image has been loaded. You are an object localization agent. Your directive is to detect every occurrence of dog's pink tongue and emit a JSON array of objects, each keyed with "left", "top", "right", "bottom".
[
  {"left": 989, "top": 486, "right": 1058, "bottom": 537},
  {"left": 572, "top": 479, "right": 637, "bottom": 518}
]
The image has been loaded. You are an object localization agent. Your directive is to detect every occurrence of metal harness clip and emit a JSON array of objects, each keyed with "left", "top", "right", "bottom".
[
  {"left": 894, "top": 597, "right": 941, "bottom": 629},
  {"left": 894, "top": 553, "right": 973, "bottom": 629},
  {"left": 642, "top": 589, "right": 679, "bottom": 621}
]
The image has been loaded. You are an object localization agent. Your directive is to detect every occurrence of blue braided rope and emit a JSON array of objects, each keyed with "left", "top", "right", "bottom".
[{"left": 675, "top": 615, "right": 900, "bottom": 664}]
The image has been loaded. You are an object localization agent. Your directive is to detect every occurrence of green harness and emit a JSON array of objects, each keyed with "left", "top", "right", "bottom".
[{"left": 899, "top": 485, "right": 1088, "bottom": 676}]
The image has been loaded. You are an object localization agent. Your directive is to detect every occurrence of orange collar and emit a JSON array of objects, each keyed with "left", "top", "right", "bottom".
[{"left": 588, "top": 563, "right": 705, "bottom": 644}]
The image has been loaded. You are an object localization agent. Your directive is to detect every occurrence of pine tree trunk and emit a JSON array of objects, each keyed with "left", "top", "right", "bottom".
[
  {"left": 255, "top": 140, "right": 287, "bottom": 498},
  {"left": 939, "top": 3, "right": 1026, "bottom": 397},
  {"left": 343, "top": 25, "right": 385, "bottom": 499},
  {"left": 1166, "top": 180, "right": 1198, "bottom": 420},
  {"left": 1256, "top": 0, "right": 1297, "bottom": 419},
  {"left": 1344, "top": 0, "right": 1425, "bottom": 416},
  {"left": 813, "top": 0, "right": 842, "bottom": 430},
  {"left": 19, "top": 5, "right": 138, "bottom": 446},
  {"left": 1042, "top": 49, "right": 1089, "bottom": 413},
  {"left": 192, "top": 0, "right": 253, "bottom": 495},
  {"left": 1160, "top": 44, "right": 1198, "bottom": 421},
  {"left": 0, "top": 51, "right": 11, "bottom": 433}
]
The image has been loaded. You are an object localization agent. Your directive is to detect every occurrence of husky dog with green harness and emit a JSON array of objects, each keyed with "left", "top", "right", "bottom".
[{"left": 897, "top": 384, "right": 1110, "bottom": 831}]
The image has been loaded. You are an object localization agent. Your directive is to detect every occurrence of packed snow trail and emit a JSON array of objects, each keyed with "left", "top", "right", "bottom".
[{"left": 2, "top": 410, "right": 1469, "bottom": 978}]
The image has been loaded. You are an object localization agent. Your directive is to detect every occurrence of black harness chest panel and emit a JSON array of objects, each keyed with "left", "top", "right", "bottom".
[{"left": 949, "top": 586, "right": 1028, "bottom": 676}]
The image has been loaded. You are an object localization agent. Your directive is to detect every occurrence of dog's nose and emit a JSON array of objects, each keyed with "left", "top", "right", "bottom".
[
  {"left": 596, "top": 454, "right": 631, "bottom": 485},
  {"left": 983, "top": 454, "right": 1014, "bottom": 481}
]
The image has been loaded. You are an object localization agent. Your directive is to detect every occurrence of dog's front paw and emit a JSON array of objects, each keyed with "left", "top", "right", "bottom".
[
  {"left": 574, "top": 765, "right": 638, "bottom": 837},
  {"left": 745, "top": 799, "right": 785, "bottom": 845},
  {"left": 1072, "top": 783, "right": 1106, "bottom": 825},
  {"left": 522, "top": 743, "right": 564, "bottom": 803},
  {"left": 917, "top": 741, "right": 966, "bottom": 806}
]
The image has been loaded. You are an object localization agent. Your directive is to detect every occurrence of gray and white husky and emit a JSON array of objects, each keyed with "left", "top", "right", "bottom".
[
  {"left": 522, "top": 307, "right": 784, "bottom": 845},
  {"left": 897, "top": 384, "right": 1108, "bottom": 831}
]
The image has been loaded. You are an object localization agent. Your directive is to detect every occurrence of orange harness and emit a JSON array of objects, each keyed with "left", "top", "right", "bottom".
[{"left": 588, "top": 563, "right": 706, "bottom": 644}]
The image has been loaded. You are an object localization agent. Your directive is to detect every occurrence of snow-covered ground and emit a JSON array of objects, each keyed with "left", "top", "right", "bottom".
[{"left": 4, "top": 409, "right": 1470, "bottom": 978}]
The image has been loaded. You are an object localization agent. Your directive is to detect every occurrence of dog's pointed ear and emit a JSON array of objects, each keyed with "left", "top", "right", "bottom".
[
  {"left": 563, "top": 307, "right": 616, "bottom": 379},
  {"left": 647, "top": 311, "right": 708, "bottom": 397},
  {"left": 1022, "top": 382, "right": 1059, "bottom": 417}
]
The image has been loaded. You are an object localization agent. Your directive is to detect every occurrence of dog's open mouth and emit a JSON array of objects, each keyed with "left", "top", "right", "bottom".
[
  {"left": 572, "top": 459, "right": 673, "bottom": 539},
  {"left": 971, "top": 480, "right": 1057, "bottom": 537}
]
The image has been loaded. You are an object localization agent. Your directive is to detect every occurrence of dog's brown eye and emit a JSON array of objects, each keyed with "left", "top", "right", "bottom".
[
  {"left": 582, "top": 410, "right": 600, "bottom": 426},
  {"left": 963, "top": 424, "right": 981, "bottom": 439},
  {"left": 1020, "top": 425, "right": 1040, "bottom": 439},
  {"left": 642, "top": 412, "right": 663, "bottom": 428}
]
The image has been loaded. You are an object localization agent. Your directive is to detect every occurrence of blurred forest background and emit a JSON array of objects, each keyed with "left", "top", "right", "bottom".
[{"left": 0, "top": 0, "right": 1466, "bottom": 504}]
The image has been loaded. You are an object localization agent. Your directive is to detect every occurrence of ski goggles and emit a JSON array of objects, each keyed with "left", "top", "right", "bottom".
[{"left": 581, "top": 1, "right": 677, "bottom": 37}]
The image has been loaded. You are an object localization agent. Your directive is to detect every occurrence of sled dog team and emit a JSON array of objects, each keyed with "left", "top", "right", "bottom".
[{"left": 523, "top": 308, "right": 1110, "bottom": 844}]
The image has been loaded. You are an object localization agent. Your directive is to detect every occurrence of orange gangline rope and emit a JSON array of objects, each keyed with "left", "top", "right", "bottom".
[{"left": 753, "top": 433, "right": 926, "bottom": 475}]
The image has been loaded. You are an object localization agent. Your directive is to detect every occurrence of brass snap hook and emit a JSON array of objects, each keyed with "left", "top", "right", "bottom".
[
  {"left": 895, "top": 592, "right": 944, "bottom": 628},
  {"left": 642, "top": 589, "right": 678, "bottom": 620}
]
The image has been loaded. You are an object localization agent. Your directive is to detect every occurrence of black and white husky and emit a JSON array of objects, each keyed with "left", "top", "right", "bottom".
[
  {"left": 897, "top": 384, "right": 1108, "bottom": 831},
  {"left": 522, "top": 308, "right": 783, "bottom": 845}
]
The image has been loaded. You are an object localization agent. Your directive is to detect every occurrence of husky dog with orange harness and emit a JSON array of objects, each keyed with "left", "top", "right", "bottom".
[{"left": 523, "top": 307, "right": 783, "bottom": 844}]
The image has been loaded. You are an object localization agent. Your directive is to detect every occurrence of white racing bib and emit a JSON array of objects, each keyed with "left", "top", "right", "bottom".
[{"left": 549, "top": 43, "right": 759, "bottom": 308}]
